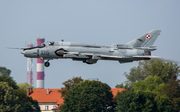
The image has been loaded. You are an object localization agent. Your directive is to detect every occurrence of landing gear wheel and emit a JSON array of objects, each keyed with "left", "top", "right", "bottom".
[{"left": 44, "top": 62, "right": 50, "bottom": 67}]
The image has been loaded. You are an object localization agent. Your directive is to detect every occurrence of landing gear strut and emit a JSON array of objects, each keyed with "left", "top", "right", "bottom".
[{"left": 44, "top": 61, "right": 50, "bottom": 67}]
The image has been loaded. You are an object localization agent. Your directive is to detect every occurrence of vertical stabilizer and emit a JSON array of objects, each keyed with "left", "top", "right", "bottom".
[{"left": 127, "top": 30, "right": 161, "bottom": 48}]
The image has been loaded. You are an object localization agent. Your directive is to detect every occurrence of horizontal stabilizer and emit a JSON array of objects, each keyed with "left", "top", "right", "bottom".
[{"left": 135, "top": 46, "right": 157, "bottom": 51}]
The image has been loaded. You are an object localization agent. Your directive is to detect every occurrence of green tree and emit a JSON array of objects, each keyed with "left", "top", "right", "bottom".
[
  {"left": 17, "top": 82, "right": 35, "bottom": 92},
  {"left": 115, "top": 83, "right": 129, "bottom": 89},
  {"left": 58, "top": 76, "right": 84, "bottom": 97},
  {"left": 148, "top": 60, "right": 180, "bottom": 83},
  {"left": 124, "top": 60, "right": 151, "bottom": 84},
  {"left": 115, "top": 60, "right": 152, "bottom": 88},
  {"left": 0, "top": 82, "right": 22, "bottom": 112},
  {"left": 0, "top": 67, "right": 40, "bottom": 112},
  {"left": 155, "top": 95, "right": 174, "bottom": 112},
  {"left": 163, "top": 74, "right": 180, "bottom": 111},
  {"left": 132, "top": 76, "right": 165, "bottom": 95},
  {"left": 128, "top": 91, "right": 157, "bottom": 112},
  {"left": 0, "top": 67, "right": 11, "bottom": 76},
  {"left": 121, "top": 59, "right": 180, "bottom": 85},
  {"left": 115, "top": 89, "right": 134, "bottom": 112},
  {"left": 0, "top": 67, "right": 18, "bottom": 89},
  {"left": 115, "top": 59, "right": 179, "bottom": 112},
  {"left": 62, "top": 76, "right": 84, "bottom": 90},
  {"left": 16, "top": 88, "right": 40, "bottom": 111},
  {"left": 61, "top": 80, "right": 116, "bottom": 112},
  {"left": 116, "top": 75, "right": 175, "bottom": 112},
  {"left": 115, "top": 90, "right": 173, "bottom": 112},
  {"left": 131, "top": 75, "right": 175, "bottom": 112}
]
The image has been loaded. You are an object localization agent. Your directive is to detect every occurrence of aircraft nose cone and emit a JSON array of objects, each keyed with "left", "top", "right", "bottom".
[
  {"left": 21, "top": 49, "right": 39, "bottom": 57},
  {"left": 21, "top": 51, "right": 25, "bottom": 54}
]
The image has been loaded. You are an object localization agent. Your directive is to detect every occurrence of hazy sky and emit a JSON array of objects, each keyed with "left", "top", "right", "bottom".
[{"left": 0, "top": 0, "right": 180, "bottom": 88}]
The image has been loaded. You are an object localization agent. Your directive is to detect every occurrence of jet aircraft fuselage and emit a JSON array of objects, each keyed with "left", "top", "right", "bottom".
[{"left": 22, "top": 30, "right": 161, "bottom": 67}]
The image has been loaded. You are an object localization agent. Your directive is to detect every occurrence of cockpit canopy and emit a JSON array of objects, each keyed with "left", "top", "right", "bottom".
[
  {"left": 49, "top": 42, "right": 54, "bottom": 46},
  {"left": 39, "top": 43, "right": 46, "bottom": 48},
  {"left": 38, "top": 41, "right": 55, "bottom": 48}
]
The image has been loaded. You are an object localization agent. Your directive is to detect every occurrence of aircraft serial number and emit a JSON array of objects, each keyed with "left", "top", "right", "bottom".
[{"left": 41, "top": 50, "right": 49, "bottom": 55}]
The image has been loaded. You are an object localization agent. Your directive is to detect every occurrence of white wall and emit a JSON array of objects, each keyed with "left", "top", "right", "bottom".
[{"left": 39, "top": 103, "right": 58, "bottom": 112}]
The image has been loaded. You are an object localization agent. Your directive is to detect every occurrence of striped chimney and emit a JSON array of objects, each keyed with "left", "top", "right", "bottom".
[{"left": 37, "top": 37, "right": 45, "bottom": 88}]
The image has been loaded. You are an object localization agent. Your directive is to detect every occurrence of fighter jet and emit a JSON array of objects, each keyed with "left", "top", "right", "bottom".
[{"left": 21, "top": 30, "right": 161, "bottom": 67}]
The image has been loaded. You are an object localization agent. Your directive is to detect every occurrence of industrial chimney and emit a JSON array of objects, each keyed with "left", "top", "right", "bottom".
[{"left": 37, "top": 37, "right": 45, "bottom": 88}]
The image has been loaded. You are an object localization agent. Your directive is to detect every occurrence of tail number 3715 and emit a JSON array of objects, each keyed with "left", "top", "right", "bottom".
[{"left": 41, "top": 50, "right": 49, "bottom": 55}]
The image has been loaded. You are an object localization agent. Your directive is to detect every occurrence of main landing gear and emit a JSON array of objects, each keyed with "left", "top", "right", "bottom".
[{"left": 44, "top": 61, "right": 50, "bottom": 67}]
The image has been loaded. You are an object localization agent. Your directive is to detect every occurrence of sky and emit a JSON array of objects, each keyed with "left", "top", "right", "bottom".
[{"left": 0, "top": 0, "right": 180, "bottom": 89}]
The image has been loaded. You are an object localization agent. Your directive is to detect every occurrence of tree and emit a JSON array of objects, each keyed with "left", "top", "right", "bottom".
[
  {"left": 62, "top": 76, "right": 84, "bottom": 90},
  {"left": 61, "top": 80, "right": 116, "bottom": 112},
  {"left": 115, "top": 59, "right": 179, "bottom": 112},
  {"left": 0, "top": 67, "right": 18, "bottom": 89},
  {"left": 115, "top": 89, "right": 134, "bottom": 112},
  {"left": 0, "top": 66, "right": 40, "bottom": 112},
  {"left": 132, "top": 76, "right": 165, "bottom": 95},
  {"left": 115, "top": 89, "right": 173, "bottom": 112},
  {"left": 0, "top": 82, "right": 22, "bottom": 112},
  {"left": 148, "top": 60, "right": 180, "bottom": 83},
  {"left": 116, "top": 75, "right": 174, "bottom": 112},
  {"left": 115, "top": 83, "right": 129, "bottom": 89},
  {"left": 163, "top": 74, "right": 180, "bottom": 111},
  {"left": 128, "top": 91, "right": 157, "bottom": 112},
  {"left": 124, "top": 60, "right": 151, "bottom": 84},
  {"left": 121, "top": 59, "right": 180, "bottom": 85},
  {"left": 15, "top": 88, "right": 40, "bottom": 111},
  {"left": 115, "top": 60, "right": 152, "bottom": 88},
  {"left": 17, "top": 82, "right": 35, "bottom": 92},
  {"left": 155, "top": 95, "right": 174, "bottom": 112},
  {"left": 0, "top": 67, "right": 11, "bottom": 76},
  {"left": 58, "top": 76, "right": 84, "bottom": 97}
]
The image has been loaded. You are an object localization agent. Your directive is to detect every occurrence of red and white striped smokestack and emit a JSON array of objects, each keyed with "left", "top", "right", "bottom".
[{"left": 37, "top": 37, "right": 45, "bottom": 88}]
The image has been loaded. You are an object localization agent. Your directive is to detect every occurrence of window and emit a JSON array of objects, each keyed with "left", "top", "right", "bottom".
[
  {"left": 45, "top": 106, "right": 49, "bottom": 110},
  {"left": 49, "top": 42, "right": 54, "bottom": 46},
  {"left": 53, "top": 106, "right": 57, "bottom": 108},
  {"left": 39, "top": 43, "right": 46, "bottom": 48}
]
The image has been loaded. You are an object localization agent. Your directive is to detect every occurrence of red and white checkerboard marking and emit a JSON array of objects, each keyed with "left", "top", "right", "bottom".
[{"left": 146, "top": 34, "right": 151, "bottom": 39}]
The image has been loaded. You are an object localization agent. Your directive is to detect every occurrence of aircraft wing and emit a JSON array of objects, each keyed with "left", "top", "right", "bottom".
[
  {"left": 80, "top": 53, "right": 94, "bottom": 56},
  {"left": 133, "top": 56, "right": 160, "bottom": 59},
  {"left": 68, "top": 52, "right": 79, "bottom": 55},
  {"left": 98, "top": 55, "right": 124, "bottom": 59},
  {"left": 98, "top": 55, "right": 160, "bottom": 60},
  {"left": 76, "top": 53, "right": 124, "bottom": 59},
  {"left": 78, "top": 53, "right": 125, "bottom": 59}
]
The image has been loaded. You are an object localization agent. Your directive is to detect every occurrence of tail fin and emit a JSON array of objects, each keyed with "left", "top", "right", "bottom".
[{"left": 127, "top": 30, "right": 161, "bottom": 48}]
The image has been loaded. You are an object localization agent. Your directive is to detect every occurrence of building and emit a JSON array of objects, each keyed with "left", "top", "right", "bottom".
[{"left": 28, "top": 88, "right": 124, "bottom": 112}]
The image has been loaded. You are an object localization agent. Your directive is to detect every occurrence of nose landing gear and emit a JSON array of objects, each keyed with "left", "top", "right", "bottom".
[{"left": 44, "top": 61, "right": 50, "bottom": 67}]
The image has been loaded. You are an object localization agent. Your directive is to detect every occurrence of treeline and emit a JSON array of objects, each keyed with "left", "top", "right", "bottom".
[
  {"left": 115, "top": 59, "right": 180, "bottom": 112},
  {"left": 58, "top": 59, "right": 180, "bottom": 112},
  {"left": 0, "top": 67, "right": 40, "bottom": 112},
  {"left": 1, "top": 59, "right": 180, "bottom": 112}
]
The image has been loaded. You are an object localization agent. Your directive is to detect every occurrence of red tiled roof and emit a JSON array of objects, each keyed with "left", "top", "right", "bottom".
[
  {"left": 29, "top": 88, "right": 124, "bottom": 105},
  {"left": 29, "top": 89, "right": 64, "bottom": 105},
  {"left": 111, "top": 88, "right": 125, "bottom": 97}
]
